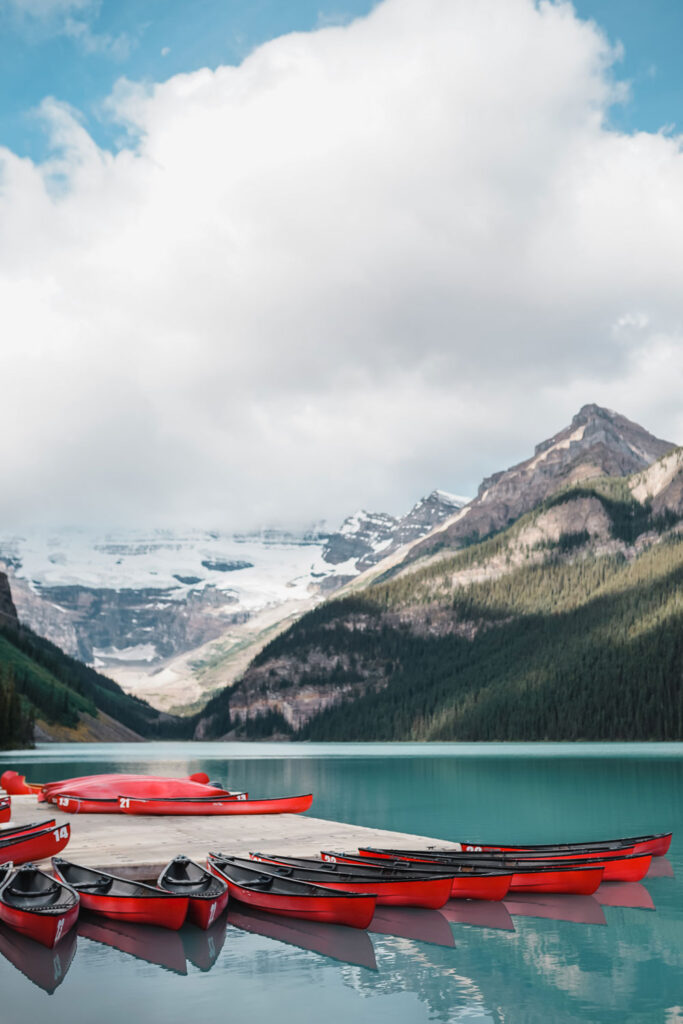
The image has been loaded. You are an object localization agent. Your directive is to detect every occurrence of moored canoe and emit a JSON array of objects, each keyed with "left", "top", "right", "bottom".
[
  {"left": 357, "top": 849, "right": 604, "bottom": 895},
  {"left": 157, "top": 855, "right": 229, "bottom": 929},
  {"left": 121, "top": 793, "right": 313, "bottom": 816},
  {"left": 441, "top": 832, "right": 672, "bottom": 858},
  {"left": 320, "top": 851, "right": 513, "bottom": 901},
  {"left": 53, "top": 859, "right": 189, "bottom": 929},
  {"left": 0, "top": 862, "right": 79, "bottom": 948},
  {"left": 207, "top": 854, "right": 376, "bottom": 929},
  {"left": 247, "top": 853, "right": 454, "bottom": 909},
  {"left": 0, "top": 823, "right": 70, "bottom": 866}
]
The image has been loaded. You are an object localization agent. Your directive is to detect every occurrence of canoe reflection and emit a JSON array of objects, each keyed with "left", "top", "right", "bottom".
[
  {"left": 228, "top": 904, "right": 378, "bottom": 970},
  {"left": 646, "top": 857, "right": 674, "bottom": 879},
  {"left": 504, "top": 894, "right": 607, "bottom": 925},
  {"left": 181, "top": 915, "right": 228, "bottom": 970},
  {"left": 0, "top": 919, "right": 77, "bottom": 994},
  {"left": 77, "top": 914, "right": 188, "bottom": 975},
  {"left": 369, "top": 907, "right": 455, "bottom": 947},
  {"left": 441, "top": 900, "right": 515, "bottom": 931},
  {"left": 595, "top": 883, "right": 655, "bottom": 910}
]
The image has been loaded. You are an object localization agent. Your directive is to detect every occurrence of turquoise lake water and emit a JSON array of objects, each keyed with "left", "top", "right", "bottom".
[{"left": 0, "top": 742, "right": 680, "bottom": 1024}]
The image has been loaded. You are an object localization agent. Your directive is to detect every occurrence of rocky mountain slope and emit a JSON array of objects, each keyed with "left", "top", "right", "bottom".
[
  {"left": 403, "top": 404, "right": 673, "bottom": 565},
  {"left": 0, "top": 573, "right": 187, "bottom": 745},
  {"left": 0, "top": 493, "right": 467, "bottom": 713},
  {"left": 195, "top": 409, "right": 682, "bottom": 741}
]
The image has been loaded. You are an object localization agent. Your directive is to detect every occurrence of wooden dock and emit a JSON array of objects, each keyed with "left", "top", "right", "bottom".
[{"left": 4, "top": 795, "right": 459, "bottom": 879}]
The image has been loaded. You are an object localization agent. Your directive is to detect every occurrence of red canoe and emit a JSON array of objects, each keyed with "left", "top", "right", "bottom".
[
  {"left": 157, "top": 855, "right": 229, "bottom": 929},
  {"left": 41, "top": 771, "right": 211, "bottom": 797},
  {"left": 53, "top": 859, "right": 189, "bottom": 929},
  {"left": 357, "top": 848, "right": 603, "bottom": 895},
  {"left": 0, "top": 771, "right": 43, "bottom": 796},
  {"left": 0, "top": 823, "right": 70, "bottom": 866},
  {"left": 0, "top": 863, "right": 80, "bottom": 948},
  {"left": 207, "top": 854, "right": 376, "bottom": 929},
  {"left": 120, "top": 794, "right": 313, "bottom": 816},
  {"left": 0, "top": 796, "right": 10, "bottom": 823},
  {"left": 248, "top": 853, "right": 454, "bottom": 909},
  {"left": 450, "top": 832, "right": 672, "bottom": 858},
  {"left": 321, "top": 851, "right": 512, "bottom": 901}
]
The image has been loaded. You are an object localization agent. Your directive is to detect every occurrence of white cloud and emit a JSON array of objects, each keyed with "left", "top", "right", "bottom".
[{"left": 1, "top": 0, "right": 682, "bottom": 532}]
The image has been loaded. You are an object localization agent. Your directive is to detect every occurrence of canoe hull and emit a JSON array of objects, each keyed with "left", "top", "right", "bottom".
[
  {"left": 0, "top": 825, "right": 71, "bottom": 866},
  {"left": 0, "top": 798, "right": 10, "bottom": 823},
  {"left": 0, "top": 899, "right": 79, "bottom": 949},
  {"left": 207, "top": 862, "right": 375, "bottom": 929},
  {"left": 510, "top": 866, "right": 603, "bottom": 895},
  {"left": 188, "top": 890, "right": 230, "bottom": 929},
  {"left": 121, "top": 794, "right": 313, "bottom": 816},
  {"left": 75, "top": 892, "right": 189, "bottom": 929}
]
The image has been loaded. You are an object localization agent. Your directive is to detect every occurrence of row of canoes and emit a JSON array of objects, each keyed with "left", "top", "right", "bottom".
[{"left": 0, "top": 828, "right": 671, "bottom": 947}]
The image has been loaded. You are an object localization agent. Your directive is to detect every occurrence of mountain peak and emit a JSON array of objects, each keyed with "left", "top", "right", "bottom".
[{"left": 407, "top": 405, "right": 676, "bottom": 563}]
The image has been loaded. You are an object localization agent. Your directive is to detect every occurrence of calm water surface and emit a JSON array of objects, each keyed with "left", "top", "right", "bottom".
[{"left": 0, "top": 742, "right": 680, "bottom": 1024}]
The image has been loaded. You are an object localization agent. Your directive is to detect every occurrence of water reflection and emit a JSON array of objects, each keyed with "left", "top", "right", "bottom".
[
  {"left": 595, "top": 882, "right": 655, "bottom": 910},
  {"left": 369, "top": 906, "right": 455, "bottom": 947},
  {"left": 181, "top": 916, "right": 228, "bottom": 970},
  {"left": 77, "top": 915, "right": 188, "bottom": 975},
  {"left": 0, "top": 920, "right": 77, "bottom": 993},
  {"left": 504, "top": 893, "right": 607, "bottom": 925},
  {"left": 646, "top": 856, "right": 674, "bottom": 878},
  {"left": 228, "top": 905, "right": 378, "bottom": 970},
  {"left": 441, "top": 900, "right": 515, "bottom": 931}
]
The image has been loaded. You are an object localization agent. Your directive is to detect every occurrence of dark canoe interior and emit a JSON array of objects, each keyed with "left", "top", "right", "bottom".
[
  {"left": 361, "top": 849, "right": 642, "bottom": 870},
  {"left": 53, "top": 859, "right": 180, "bottom": 899},
  {"left": 158, "top": 856, "right": 227, "bottom": 898},
  {"left": 400, "top": 835, "right": 664, "bottom": 854},
  {"left": 0, "top": 820, "right": 55, "bottom": 839},
  {"left": 209, "top": 855, "right": 372, "bottom": 899},
  {"left": 322, "top": 852, "right": 512, "bottom": 878},
  {"left": 0, "top": 825, "right": 55, "bottom": 850},
  {"left": 248, "top": 853, "right": 453, "bottom": 884},
  {"left": 0, "top": 865, "right": 78, "bottom": 914}
]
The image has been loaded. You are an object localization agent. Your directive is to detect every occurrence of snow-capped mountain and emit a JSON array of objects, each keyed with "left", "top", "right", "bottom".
[{"left": 0, "top": 489, "right": 468, "bottom": 711}]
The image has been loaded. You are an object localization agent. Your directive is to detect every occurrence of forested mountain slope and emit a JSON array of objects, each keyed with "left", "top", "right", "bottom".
[
  {"left": 0, "top": 572, "right": 187, "bottom": 747},
  {"left": 195, "top": 420, "right": 683, "bottom": 742}
]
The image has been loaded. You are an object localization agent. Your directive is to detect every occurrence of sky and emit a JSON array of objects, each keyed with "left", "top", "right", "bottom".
[{"left": 1, "top": 0, "right": 683, "bottom": 531}]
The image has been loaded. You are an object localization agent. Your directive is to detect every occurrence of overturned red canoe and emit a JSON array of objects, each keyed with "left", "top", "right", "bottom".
[
  {"left": 0, "top": 823, "right": 70, "bottom": 866},
  {"left": 120, "top": 794, "right": 313, "bottom": 816},
  {"left": 207, "top": 854, "right": 376, "bottom": 929},
  {"left": 0, "top": 771, "right": 43, "bottom": 796},
  {"left": 157, "top": 855, "right": 229, "bottom": 929},
  {"left": 43, "top": 773, "right": 230, "bottom": 809},
  {"left": 0, "top": 863, "right": 79, "bottom": 948},
  {"left": 53, "top": 859, "right": 189, "bottom": 929},
  {"left": 0, "top": 796, "right": 10, "bottom": 823},
  {"left": 248, "top": 853, "right": 454, "bottom": 909}
]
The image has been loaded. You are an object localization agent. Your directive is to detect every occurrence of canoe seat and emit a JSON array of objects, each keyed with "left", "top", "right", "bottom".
[
  {"left": 6, "top": 882, "right": 60, "bottom": 898},
  {"left": 77, "top": 878, "right": 113, "bottom": 894}
]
